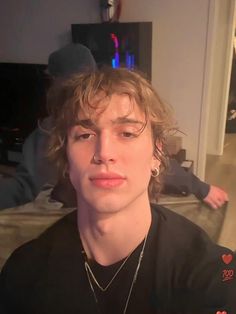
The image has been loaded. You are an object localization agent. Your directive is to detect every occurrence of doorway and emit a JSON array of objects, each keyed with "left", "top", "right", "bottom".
[{"left": 205, "top": 0, "right": 236, "bottom": 157}]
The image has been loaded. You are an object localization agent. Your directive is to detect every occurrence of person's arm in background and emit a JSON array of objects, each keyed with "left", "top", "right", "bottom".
[
  {"left": 0, "top": 124, "right": 56, "bottom": 210},
  {"left": 0, "top": 162, "right": 37, "bottom": 210},
  {"left": 162, "top": 158, "right": 228, "bottom": 209},
  {"left": 0, "top": 129, "right": 40, "bottom": 210},
  {"left": 191, "top": 174, "right": 229, "bottom": 209}
]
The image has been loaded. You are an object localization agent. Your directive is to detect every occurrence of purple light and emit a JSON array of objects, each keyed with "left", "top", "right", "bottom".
[
  {"left": 126, "top": 52, "right": 135, "bottom": 69},
  {"left": 110, "top": 32, "right": 135, "bottom": 69}
]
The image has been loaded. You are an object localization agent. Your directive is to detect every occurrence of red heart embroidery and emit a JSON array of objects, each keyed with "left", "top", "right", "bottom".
[
  {"left": 216, "top": 311, "right": 227, "bottom": 314},
  {"left": 222, "top": 254, "right": 233, "bottom": 265}
]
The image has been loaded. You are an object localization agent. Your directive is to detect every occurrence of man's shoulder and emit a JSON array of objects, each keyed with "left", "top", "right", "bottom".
[
  {"left": 0, "top": 210, "right": 80, "bottom": 309},
  {"left": 1, "top": 210, "right": 77, "bottom": 276},
  {"left": 151, "top": 204, "right": 235, "bottom": 312},
  {"left": 151, "top": 203, "right": 230, "bottom": 262},
  {"left": 151, "top": 203, "right": 209, "bottom": 240},
  {"left": 152, "top": 206, "right": 233, "bottom": 278}
]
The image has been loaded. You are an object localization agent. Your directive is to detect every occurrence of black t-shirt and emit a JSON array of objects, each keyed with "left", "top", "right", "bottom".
[
  {"left": 82, "top": 209, "right": 159, "bottom": 314},
  {"left": 0, "top": 204, "right": 235, "bottom": 314}
]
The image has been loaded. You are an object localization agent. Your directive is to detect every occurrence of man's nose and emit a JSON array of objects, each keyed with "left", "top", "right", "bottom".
[{"left": 93, "top": 131, "right": 116, "bottom": 164}]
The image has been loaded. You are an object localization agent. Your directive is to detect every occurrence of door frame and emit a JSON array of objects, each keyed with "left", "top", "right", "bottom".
[{"left": 197, "top": 0, "right": 236, "bottom": 178}]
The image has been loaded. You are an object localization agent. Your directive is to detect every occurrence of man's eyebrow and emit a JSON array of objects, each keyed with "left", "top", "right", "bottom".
[
  {"left": 75, "top": 117, "right": 145, "bottom": 128},
  {"left": 76, "top": 119, "right": 95, "bottom": 128},
  {"left": 112, "top": 117, "right": 145, "bottom": 126}
]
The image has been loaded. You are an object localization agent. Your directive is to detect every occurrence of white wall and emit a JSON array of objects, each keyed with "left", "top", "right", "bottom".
[
  {"left": 0, "top": 0, "right": 214, "bottom": 176},
  {"left": 0, "top": 0, "right": 99, "bottom": 63},
  {"left": 122, "top": 0, "right": 212, "bottom": 177}
]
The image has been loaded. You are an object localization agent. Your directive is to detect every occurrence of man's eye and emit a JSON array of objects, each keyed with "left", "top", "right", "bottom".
[
  {"left": 121, "top": 132, "right": 137, "bottom": 138},
  {"left": 74, "top": 133, "right": 95, "bottom": 141}
]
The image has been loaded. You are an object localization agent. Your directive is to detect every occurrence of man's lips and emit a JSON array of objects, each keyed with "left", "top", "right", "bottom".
[{"left": 89, "top": 173, "right": 126, "bottom": 188}]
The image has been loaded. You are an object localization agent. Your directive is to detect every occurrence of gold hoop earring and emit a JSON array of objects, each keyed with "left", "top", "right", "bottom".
[{"left": 151, "top": 167, "right": 159, "bottom": 177}]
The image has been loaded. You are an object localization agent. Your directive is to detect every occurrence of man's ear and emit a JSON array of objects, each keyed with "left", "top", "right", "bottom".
[
  {"left": 155, "top": 140, "right": 162, "bottom": 152},
  {"left": 151, "top": 156, "right": 161, "bottom": 169},
  {"left": 151, "top": 140, "right": 162, "bottom": 168}
]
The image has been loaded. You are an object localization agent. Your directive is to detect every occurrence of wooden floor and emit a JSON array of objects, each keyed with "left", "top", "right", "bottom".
[{"left": 205, "top": 133, "right": 236, "bottom": 251}]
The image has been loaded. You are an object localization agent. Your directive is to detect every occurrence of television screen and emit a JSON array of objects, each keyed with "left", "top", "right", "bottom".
[
  {"left": 0, "top": 63, "right": 48, "bottom": 137},
  {"left": 71, "top": 22, "right": 152, "bottom": 79},
  {"left": 0, "top": 62, "right": 49, "bottom": 163}
]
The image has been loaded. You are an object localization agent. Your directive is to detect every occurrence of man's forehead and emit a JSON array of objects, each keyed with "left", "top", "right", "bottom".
[{"left": 76, "top": 93, "right": 146, "bottom": 124}]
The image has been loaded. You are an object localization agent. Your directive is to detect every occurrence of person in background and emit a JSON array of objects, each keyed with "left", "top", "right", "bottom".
[
  {"left": 0, "top": 43, "right": 97, "bottom": 209},
  {"left": 0, "top": 44, "right": 228, "bottom": 210},
  {"left": 0, "top": 67, "right": 234, "bottom": 313},
  {"left": 163, "top": 158, "right": 228, "bottom": 209}
]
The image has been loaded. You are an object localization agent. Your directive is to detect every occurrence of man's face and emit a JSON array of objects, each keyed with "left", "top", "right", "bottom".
[{"left": 67, "top": 93, "right": 159, "bottom": 214}]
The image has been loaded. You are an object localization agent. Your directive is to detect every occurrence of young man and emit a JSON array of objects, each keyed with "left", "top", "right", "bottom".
[{"left": 0, "top": 68, "right": 235, "bottom": 313}]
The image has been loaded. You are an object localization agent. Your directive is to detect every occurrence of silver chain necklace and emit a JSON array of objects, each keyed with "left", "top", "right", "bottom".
[
  {"left": 85, "top": 252, "right": 132, "bottom": 292},
  {"left": 84, "top": 234, "right": 148, "bottom": 314}
]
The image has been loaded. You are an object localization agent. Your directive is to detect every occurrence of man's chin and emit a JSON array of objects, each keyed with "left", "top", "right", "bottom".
[
  {"left": 77, "top": 188, "right": 148, "bottom": 215},
  {"left": 87, "top": 199, "right": 124, "bottom": 215}
]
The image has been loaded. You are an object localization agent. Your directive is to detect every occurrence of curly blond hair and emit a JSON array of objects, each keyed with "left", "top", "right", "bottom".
[{"left": 47, "top": 67, "right": 177, "bottom": 201}]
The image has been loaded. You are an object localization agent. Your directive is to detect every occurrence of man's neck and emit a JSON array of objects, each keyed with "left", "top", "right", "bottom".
[{"left": 77, "top": 195, "right": 152, "bottom": 266}]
